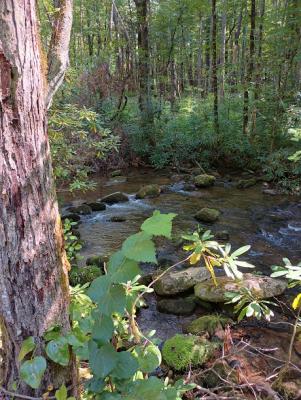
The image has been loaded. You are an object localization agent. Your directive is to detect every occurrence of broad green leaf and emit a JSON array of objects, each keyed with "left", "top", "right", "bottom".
[
  {"left": 55, "top": 384, "right": 67, "bottom": 400},
  {"left": 111, "top": 351, "right": 139, "bottom": 379},
  {"left": 123, "top": 377, "right": 165, "bottom": 400},
  {"left": 87, "top": 275, "right": 111, "bottom": 303},
  {"left": 92, "top": 314, "right": 114, "bottom": 344},
  {"left": 133, "top": 344, "right": 161, "bottom": 373},
  {"left": 20, "top": 356, "right": 46, "bottom": 389},
  {"left": 108, "top": 251, "right": 141, "bottom": 283},
  {"left": 122, "top": 232, "right": 157, "bottom": 263},
  {"left": 89, "top": 342, "right": 118, "bottom": 378},
  {"left": 18, "top": 337, "right": 36, "bottom": 362},
  {"left": 141, "top": 211, "right": 177, "bottom": 238},
  {"left": 46, "top": 337, "right": 69, "bottom": 366},
  {"left": 97, "top": 284, "right": 127, "bottom": 315}
]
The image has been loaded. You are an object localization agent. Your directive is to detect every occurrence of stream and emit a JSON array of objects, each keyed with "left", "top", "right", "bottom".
[{"left": 59, "top": 169, "right": 301, "bottom": 341}]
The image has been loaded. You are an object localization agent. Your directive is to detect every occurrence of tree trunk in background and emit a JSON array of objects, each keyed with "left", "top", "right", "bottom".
[
  {"left": 134, "top": 0, "right": 154, "bottom": 130},
  {"left": 212, "top": 0, "right": 219, "bottom": 134},
  {"left": 243, "top": 0, "right": 256, "bottom": 136},
  {"left": 0, "top": 0, "right": 77, "bottom": 395},
  {"left": 220, "top": 0, "right": 227, "bottom": 98}
]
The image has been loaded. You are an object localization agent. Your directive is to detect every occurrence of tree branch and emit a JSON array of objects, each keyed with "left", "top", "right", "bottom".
[{"left": 45, "top": 0, "right": 73, "bottom": 109}]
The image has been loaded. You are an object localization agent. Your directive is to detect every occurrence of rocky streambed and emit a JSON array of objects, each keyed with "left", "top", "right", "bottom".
[{"left": 59, "top": 168, "right": 301, "bottom": 395}]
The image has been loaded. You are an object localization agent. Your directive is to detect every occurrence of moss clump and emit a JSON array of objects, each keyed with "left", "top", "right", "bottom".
[
  {"left": 162, "top": 334, "right": 215, "bottom": 371},
  {"left": 194, "top": 174, "right": 216, "bottom": 188},
  {"left": 195, "top": 208, "right": 220, "bottom": 223},
  {"left": 136, "top": 184, "right": 161, "bottom": 199},
  {"left": 69, "top": 265, "right": 102, "bottom": 286},
  {"left": 185, "top": 315, "right": 231, "bottom": 336}
]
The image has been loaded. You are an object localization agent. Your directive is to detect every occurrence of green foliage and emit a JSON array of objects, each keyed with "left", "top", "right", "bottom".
[
  {"left": 63, "top": 219, "right": 82, "bottom": 263},
  {"left": 18, "top": 337, "right": 36, "bottom": 362},
  {"left": 183, "top": 228, "right": 254, "bottom": 284},
  {"left": 20, "top": 357, "right": 47, "bottom": 389},
  {"left": 49, "top": 103, "right": 120, "bottom": 191},
  {"left": 69, "top": 265, "right": 102, "bottom": 286},
  {"left": 225, "top": 288, "right": 276, "bottom": 322}
]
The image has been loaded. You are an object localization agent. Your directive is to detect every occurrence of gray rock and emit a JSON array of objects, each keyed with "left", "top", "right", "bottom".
[
  {"left": 195, "top": 208, "right": 220, "bottom": 223},
  {"left": 237, "top": 178, "right": 257, "bottom": 189},
  {"left": 67, "top": 204, "right": 92, "bottom": 215},
  {"left": 86, "top": 201, "right": 106, "bottom": 211},
  {"left": 215, "top": 230, "right": 229, "bottom": 241},
  {"left": 194, "top": 273, "right": 287, "bottom": 303},
  {"left": 101, "top": 192, "right": 129, "bottom": 204},
  {"left": 61, "top": 213, "right": 81, "bottom": 222},
  {"left": 110, "top": 215, "right": 126, "bottom": 222},
  {"left": 153, "top": 267, "right": 210, "bottom": 296},
  {"left": 157, "top": 297, "right": 196, "bottom": 316}
]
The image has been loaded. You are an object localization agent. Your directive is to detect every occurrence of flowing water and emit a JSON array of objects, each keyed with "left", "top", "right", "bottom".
[{"left": 59, "top": 169, "right": 301, "bottom": 340}]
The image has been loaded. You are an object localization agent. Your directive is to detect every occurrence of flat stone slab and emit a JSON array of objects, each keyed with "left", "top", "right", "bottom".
[{"left": 194, "top": 273, "right": 287, "bottom": 303}]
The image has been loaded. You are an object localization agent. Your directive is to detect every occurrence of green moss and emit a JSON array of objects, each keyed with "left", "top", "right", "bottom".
[
  {"left": 185, "top": 315, "right": 231, "bottom": 336},
  {"left": 194, "top": 174, "right": 216, "bottom": 188},
  {"left": 69, "top": 265, "right": 102, "bottom": 286},
  {"left": 162, "top": 334, "right": 216, "bottom": 371},
  {"left": 136, "top": 184, "right": 161, "bottom": 199}
]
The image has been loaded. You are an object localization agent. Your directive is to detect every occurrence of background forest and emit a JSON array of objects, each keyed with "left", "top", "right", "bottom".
[{"left": 39, "top": 0, "right": 301, "bottom": 192}]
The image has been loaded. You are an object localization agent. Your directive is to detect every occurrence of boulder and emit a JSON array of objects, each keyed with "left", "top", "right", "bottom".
[
  {"left": 157, "top": 297, "right": 196, "bottom": 316},
  {"left": 215, "top": 230, "right": 229, "bottom": 241},
  {"left": 67, "top": 204, "right": 92, "bottom": 215},
  {"left": 61, "top": 212, "right": 81, "bottom": 222},
  {"left": 194, "top": 174, "right": 216, "bottom": 188},
  {"left": 101, "top": 192, "right": 129, "bottom": 204},
  {"left": 110, "top": 215, "right": 126, "bottom": 222},
  {"left": 162, "top": 334, "right": 217, "bottom": 371},
  {"left": 85, "top": 201, "right": 106, "bottom": 211},
  {"left": 195, "top": 208, "right": 220, "bottom": 223},
  {"left": 153, "top": 267, "right": 210, "bottom": 296},
  {"left": 194, "top": 273, "right": 287, "bottom": 303},
  {"left": 136, "top": 184, "right": 161, "bottom": 199},
  {"left": 237, "top": 178, "right": 257, "bottom": 189},
  {"left": 183, "top": 315, "right": 230, "bottom": 336},
  {"left": 111, "top": 170, "right": 122, "bottom": 177}
]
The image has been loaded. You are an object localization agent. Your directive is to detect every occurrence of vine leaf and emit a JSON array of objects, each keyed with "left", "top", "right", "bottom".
[
  {"left": 122, "top": 231, "right": 157, "bottom": 263},
  {"left": 141, "top": 211, "right": 177, "bottom": 238},
  {"left": 111, "top": 351, "right": 139, "bottom": 379},
  {"left": 108, "top": 251, "right": 141, "bottom": 283},
  {"left": 46, "top": 337, "right": 69, "bottom": 366},
  {"left": 132, "top": 344, "right": 162, "bottom": 373},
  {"left": 18, "top": 337, "right": 36, "bottom": 362},
  {"left": 89, "top": 342, "right": 118, "bottom": 378},
  {"left": 20, "top": 356, "right": 47, "bottom": 389}
]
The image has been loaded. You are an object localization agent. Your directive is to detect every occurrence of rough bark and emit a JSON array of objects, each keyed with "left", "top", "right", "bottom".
[
  {"left": 243, "top": 0, "right": 256, "bottom": 136},
  {"left": 134, "top": 0, "right": 154, "bottom": 129},
  {"left": 211, "top": 0, "right": 219, "bottom": 134},
  {"left": 0, "top": 0, "right": 77, "bottom": 395},
  {"left": 220, "top": 0, "right": 227, "bottom": 98}
]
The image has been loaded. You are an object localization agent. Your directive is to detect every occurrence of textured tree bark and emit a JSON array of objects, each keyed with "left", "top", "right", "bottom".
[
  {"left": 0, "top": 0, "right": 77, "bottom": 395},
  {"left": 134, "top": 0, "right": 154, "bottom": 131},
  {"left": 211, "top": 0, "right": 219, "bottom": 134},
  {"left": 220, "top": 0, "right": 227, "bottom": 98},
  {"left": 243, "top": 0, "right": 256, "bottom": 136}
]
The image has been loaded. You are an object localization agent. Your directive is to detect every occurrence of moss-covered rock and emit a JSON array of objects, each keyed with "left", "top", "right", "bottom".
[
  {"left": 101, "top": 192, "right": 129, "bottom": 204},
  {"left": 194, "top": 174, "right": 216, "bottom": 188},
  {"left": 236, "top": 178, "right": 257, "bottom": 189},
  {"left": 86, "top": 254, "right": 108, "bottom": 270},
  {"left": 136, "top": 184, "right": 161, "bottom": 199},
  {"left": 215, "top": 230, "right": 229, "bottom": 241},
  {"left": 195, "top": 208, "right": 220, "bottom": 223},
  {"left": 85, "top": 201, "right": 106, "bottom": 211},
  {"left": 157, "top": 297, "right": 196, "bottom": 316},
  {"left": 61, "top": 212, "right": 81, "bottom": 222},
  {"left": 69, "top": 265, "right": 102, "bottom": 286},
  {"left": 184, "top": 315, "right": 231, "bottom": 336},
  {"left": 194, "top": 273, "right": 287, "bottom": 303},
  {"left": 162, "top": 334, "right": 216, "bottom": 371},
  {"left": 67, "top": 204, "right": 92, "bottom": 215},
  {"left": 110, "top": 215, "right": 126, "bottom": 222}
]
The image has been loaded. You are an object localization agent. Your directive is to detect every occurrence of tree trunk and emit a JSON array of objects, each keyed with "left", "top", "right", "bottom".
[
  {"left": 212, "top": 0, "right": 219, "bottom": 134},
  {"left": 134, "top": 0, "right": 154, "bottom": 130},
  {"left": 220, "top": 0, "right": 227, "bottom": 98},
  {"left": 243, "top": 0, "right": 256, "bottom": 136},
  {"left": 0, "top": 0, "right": 77, "bottom": 395}
]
